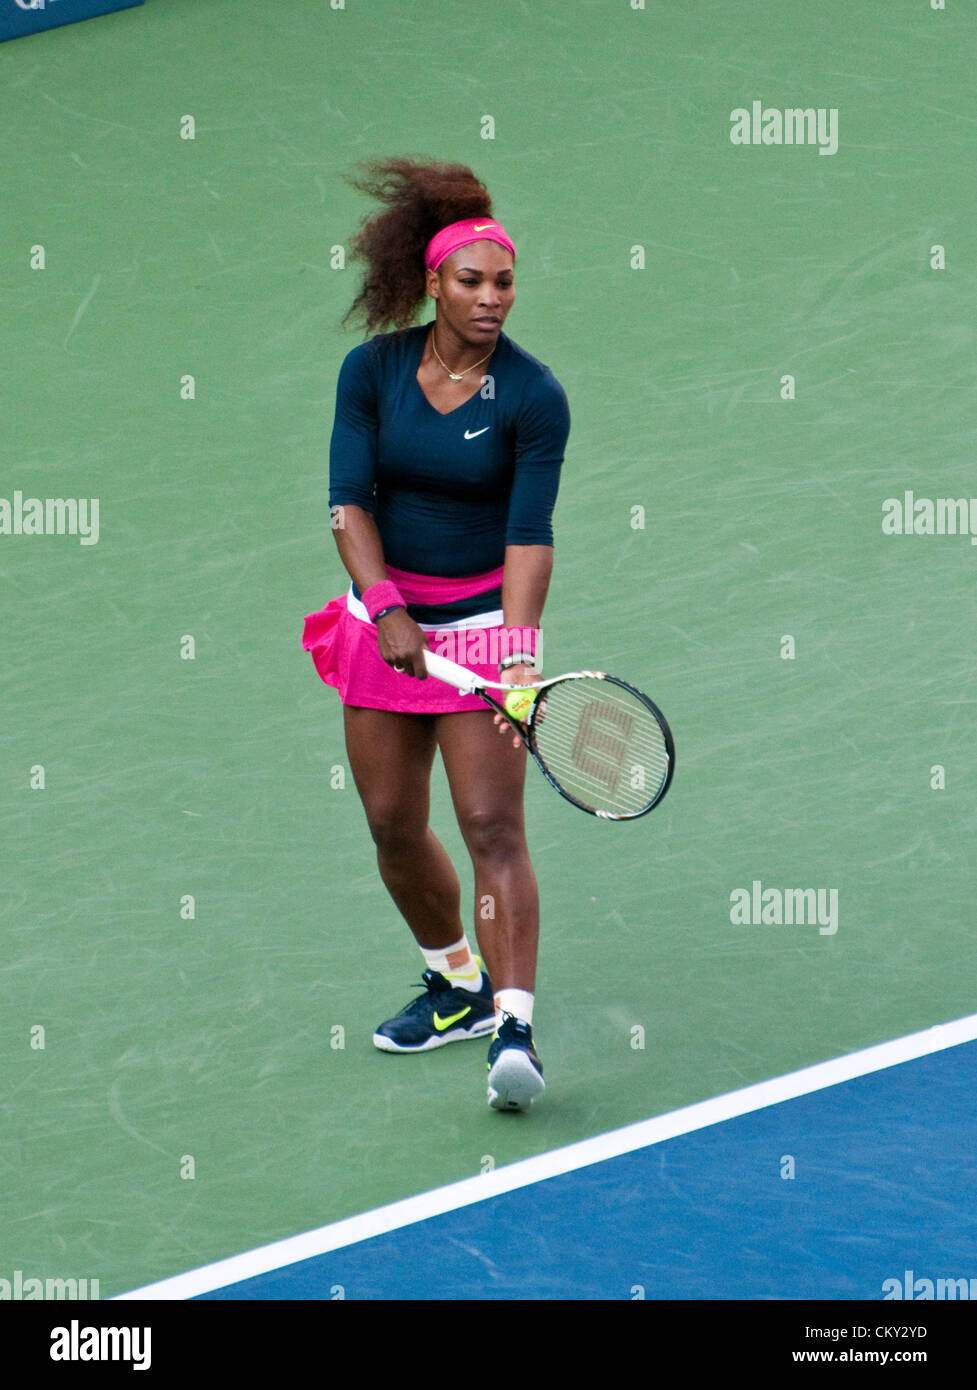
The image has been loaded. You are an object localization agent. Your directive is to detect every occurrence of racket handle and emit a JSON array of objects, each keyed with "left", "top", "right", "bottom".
[{"left": 422, "top": 649, "right": 486, "bottom": 694}]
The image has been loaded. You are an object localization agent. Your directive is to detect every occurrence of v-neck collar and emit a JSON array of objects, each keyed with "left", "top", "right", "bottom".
[{"left": 412, "top": 322, "right": 500, "bottom": 417}]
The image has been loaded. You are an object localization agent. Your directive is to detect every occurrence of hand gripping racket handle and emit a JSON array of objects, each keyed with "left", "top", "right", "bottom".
[{"left": 422, "top": 649, "right": 488, "bottom": 695}]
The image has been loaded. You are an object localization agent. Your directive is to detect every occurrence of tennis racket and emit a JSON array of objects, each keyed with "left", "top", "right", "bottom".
[{"left": 418, "top": 650, "right": 674, "bottom": 820}]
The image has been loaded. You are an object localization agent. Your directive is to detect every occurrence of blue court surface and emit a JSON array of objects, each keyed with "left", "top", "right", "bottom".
[{"left": 118, "top": 1017, "right": 977, "bottom": 1301}]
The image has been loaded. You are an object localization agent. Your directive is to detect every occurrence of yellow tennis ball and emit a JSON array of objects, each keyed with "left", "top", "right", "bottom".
[{"left": 504, "top": 688, "right": 536, "bottom": 721}]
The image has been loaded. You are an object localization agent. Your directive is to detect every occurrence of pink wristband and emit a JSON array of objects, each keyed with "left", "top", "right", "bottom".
[{"left": 362, "top": 580, "right": 406, "bottom": 622}]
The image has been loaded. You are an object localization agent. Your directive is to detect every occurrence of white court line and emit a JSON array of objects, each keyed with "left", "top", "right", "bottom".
[{"left": 115, "top": 1012, "right": 977, "bottom": 1300}]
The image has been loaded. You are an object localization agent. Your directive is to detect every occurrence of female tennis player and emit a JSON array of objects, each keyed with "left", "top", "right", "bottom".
[{"left": 302, "top": 157, "right": 570, "bottom": 1111}]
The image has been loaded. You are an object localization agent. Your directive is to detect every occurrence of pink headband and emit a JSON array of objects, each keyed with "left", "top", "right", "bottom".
[{"left": 424, "top": 217, "right": 516, "bottom": 273}]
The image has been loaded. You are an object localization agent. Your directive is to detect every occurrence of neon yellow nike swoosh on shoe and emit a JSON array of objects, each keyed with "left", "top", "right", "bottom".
[{"left": 433, "top": 1006, "right": 472, "bottom": 1031}]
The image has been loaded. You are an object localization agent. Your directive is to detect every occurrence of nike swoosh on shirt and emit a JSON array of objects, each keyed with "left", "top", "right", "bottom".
[
  {"left": 433, "top": 1007, "right": 472, "bottom": 1031},
  {"left": 464, "top": 428, "right": 490, "bottom": 439}
]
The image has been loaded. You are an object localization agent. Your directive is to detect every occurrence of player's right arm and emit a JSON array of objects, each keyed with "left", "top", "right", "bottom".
[
  {"left": 328, "top": 344, "right": 428, "bottom": 678},
  {"left": 331, "top": 506, "right": 428, "bottom": 678}
]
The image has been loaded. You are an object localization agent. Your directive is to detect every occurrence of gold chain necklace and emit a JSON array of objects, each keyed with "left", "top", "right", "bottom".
[{"left": 430, "top": 330, "right": 494, "bottom": 383}]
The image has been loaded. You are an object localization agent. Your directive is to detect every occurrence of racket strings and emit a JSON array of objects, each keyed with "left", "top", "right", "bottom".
[{"left": 530, "top": 677, "right": 670, "bottom": 816}]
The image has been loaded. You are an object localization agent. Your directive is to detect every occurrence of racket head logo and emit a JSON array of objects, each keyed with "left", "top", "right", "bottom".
[{"left": 569, "top": 699, "right": 634, "bottom": 795}]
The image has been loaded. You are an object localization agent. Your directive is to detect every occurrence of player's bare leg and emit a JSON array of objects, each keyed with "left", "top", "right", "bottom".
[
  {"left": 344, "top": 705, "right": 497, "bottom": 1053},
  {"left": 435, "top": 709, "right": 538, "bottom": 992},
  {"left": 343, "top": 706, "right": 464, "bottom": 949},
  {"left": 437, "top": 709, "right": 544, "bottom": 1110}
]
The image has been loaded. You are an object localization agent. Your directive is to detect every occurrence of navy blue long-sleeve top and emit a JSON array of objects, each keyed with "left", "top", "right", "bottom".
[{"left": 329, "top": 321, "right": 570, "bottom": 623}]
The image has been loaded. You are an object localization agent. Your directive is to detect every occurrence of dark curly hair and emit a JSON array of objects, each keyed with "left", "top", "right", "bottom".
[{"left": 341, "top": 157, "right": 495, "bottom": 336}]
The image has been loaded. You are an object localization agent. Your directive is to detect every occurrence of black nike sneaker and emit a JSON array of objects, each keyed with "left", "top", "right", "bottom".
[
  {"left": 486, "top": 1013, "right": 545, "bottom": 1111},
  {"left": 372, "top": 962, "right": 496, "bottom": 1053}
]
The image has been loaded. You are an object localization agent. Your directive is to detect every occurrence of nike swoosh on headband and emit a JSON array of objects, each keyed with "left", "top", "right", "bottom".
[{"left": 473, "top": 223, "right": 497, "bottom": 231}]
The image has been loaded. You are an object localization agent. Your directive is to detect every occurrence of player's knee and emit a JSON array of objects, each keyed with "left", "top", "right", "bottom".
[
  {"left": 460, "top": 807, "right": 526, "bottom": 863},
  {"left": 366, "top": 803, "right": 426, "bottom": 857}
]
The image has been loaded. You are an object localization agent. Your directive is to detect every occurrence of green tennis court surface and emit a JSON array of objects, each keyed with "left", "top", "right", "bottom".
[{"left": 2, "top": 0, "right": 975, "bottom": 1299}]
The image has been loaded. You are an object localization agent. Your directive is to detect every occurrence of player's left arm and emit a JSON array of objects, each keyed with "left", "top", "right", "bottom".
[
  {"left": 493, "top": 545, "right": 551, "bottom": 744},
  {"left": 495, "top": 373, "right": 570, "bottom": 741},
  {"left": 502, "top": 370, "right": 571, "bottom": 682},
  {"left": 501, "top": 543, "right": 552, "bottom": 657}
]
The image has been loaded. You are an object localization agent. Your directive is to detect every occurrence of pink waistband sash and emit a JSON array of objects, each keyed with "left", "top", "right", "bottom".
[{"left": 382, "top": 564, "right": 504, "bottom": 606}]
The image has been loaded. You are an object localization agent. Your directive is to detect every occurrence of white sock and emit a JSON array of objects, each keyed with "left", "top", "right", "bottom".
[
  {"left": 494, "top": 988, "right": 534, "bottom": 1030},
  {"left": 420, "top": 936, "right": 483, "bottom": 992}
]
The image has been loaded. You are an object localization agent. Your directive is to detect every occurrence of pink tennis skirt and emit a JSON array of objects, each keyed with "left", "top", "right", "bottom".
[{"left": 301, "top": 563, "right": 513, "bottom": 714}]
